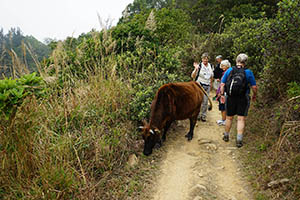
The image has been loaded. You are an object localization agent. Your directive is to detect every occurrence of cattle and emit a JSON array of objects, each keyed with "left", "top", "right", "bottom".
[{"left": 139, "top": 81, "right": 212, "bottom": 156}]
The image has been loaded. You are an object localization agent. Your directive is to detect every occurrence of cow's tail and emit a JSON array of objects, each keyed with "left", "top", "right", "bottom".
[{"left": 197, "top": 83, "right": 213, "bottom": 111}]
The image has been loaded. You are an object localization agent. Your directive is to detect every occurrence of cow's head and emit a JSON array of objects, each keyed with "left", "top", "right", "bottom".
[{"left": 139, "top": 123, "right": 160, "bottom": 156}]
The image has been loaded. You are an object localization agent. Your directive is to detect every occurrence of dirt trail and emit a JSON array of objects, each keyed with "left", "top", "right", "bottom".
[{"left": 150, "top": 97, "right": 253, "bottom": 200}]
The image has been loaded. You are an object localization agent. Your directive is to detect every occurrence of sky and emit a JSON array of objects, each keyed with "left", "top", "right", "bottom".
[{"left": 0, "top": 0, "right": 133, "bottom": 42}]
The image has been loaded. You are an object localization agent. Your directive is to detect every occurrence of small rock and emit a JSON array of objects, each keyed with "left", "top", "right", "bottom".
[
  {"left": 268, "top": 178, "right": 290, "bottom": 188},
  {"left": 198, "top": 173, "right": 204, "bottom": 178},
  {"left": 127, "top": 154, "right": 138, "bottom": 167},
  {"left": 280, "top": 178, "right": 290, "bottom": 183},
  {"left": 230, "top": 196, "right": 237, "bottom": 200},
  {"left": 226, "top": 150, "right": 232, "bottom": 155},
  {"left": 238, "top": 189, "right": 246, "bottom": 194},
  {"left": 206, "top": 143, "right": 218, "bottom": 150},
  {"left": 177, "top": 121, "right": 186, "bottom": 127},
  {"left": 187, "top": 152, "right": 200, "bottom": 157},
  {"left": 217, "top": 166, "right": 225, "bottom": 170},
  {"left": 227, "top": 147, "right": 238, "bottom": 150},
  {"left": 198, "top": 139, "right": 212, "bottom": 145},
  {"left": 192, "top": 184, "right": 207, "bottom": 191},
  {"left": 193, "top": 196, "right": 203, "bottom": 200}
]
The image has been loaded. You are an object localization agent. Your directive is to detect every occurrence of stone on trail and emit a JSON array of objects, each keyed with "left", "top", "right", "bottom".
[
  {"left": 192, "top": 184, "right": 207, "bottom": 191},
  {"left": 198, "top": 139, "right": 212, "bottom": 145},
  {"left": 177, "top": 121, "right": 186, "bottom": 127},
  {"left": 205, "top": 143, "right": 218, "bottom": 151},
  {"left": 193, "top": 196, "right": 203, "bottom": 200},
  {"left": 217, "top": 166, "right": 225, "bottom": 170},
  {"left": 187, "top": 151, "right": 200, "bottom": 157},
  {"left": 227, "top": 147, "right": 238, "bottom": 150},
  {"left": 225, "top": 150, "right": 232, "bottom": 155},
  {"left": 229, "top": 196, "right": 237, "bottom": 200},
  {"left": 267, "top": 178, "right": 290, "bottom": 188}
]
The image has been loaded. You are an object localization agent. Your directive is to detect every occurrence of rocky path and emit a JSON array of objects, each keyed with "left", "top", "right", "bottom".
[{"left": 149, "top": 97, "right": 253, "bottom": 200}]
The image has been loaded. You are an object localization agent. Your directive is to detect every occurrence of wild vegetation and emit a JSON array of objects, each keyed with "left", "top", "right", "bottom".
[
  {"left": 0, "top": 28, "right": 51, "bottom": 77},
  {"left": 0, "top": 0, "right": 299, "bottom": 199}
]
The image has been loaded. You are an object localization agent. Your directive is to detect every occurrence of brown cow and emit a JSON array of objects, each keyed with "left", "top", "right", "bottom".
[{"left": 140, "top": 81, "right": 212, "bottom": 156}]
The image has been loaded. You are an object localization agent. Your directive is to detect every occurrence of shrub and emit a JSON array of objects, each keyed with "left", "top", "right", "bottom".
[
  {"left": 0, "top": 73, "right": 136, "bottom": 199},
  {"left": 261, "top": 0, "right": 300, "bottom": 100},
  {"left": 0, "top": 72, "right": 45, "bottom": 120}
]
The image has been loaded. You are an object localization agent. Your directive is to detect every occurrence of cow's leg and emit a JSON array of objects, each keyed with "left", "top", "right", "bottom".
[
  {"left": 185, "top": 117, "right": 197, "bottom": 141},
  {"left": 162, "top": 120, "right": 172, "bottom": 142}
]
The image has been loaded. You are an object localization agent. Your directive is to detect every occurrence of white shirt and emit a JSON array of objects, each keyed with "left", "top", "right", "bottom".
[{"left": 195, "top": 63, "right": 214, "bottom": 85}]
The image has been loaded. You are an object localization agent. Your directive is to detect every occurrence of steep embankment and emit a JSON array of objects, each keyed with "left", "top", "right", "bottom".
[{"left": 146, "top": 97, "right": 253, "bottom": 200}]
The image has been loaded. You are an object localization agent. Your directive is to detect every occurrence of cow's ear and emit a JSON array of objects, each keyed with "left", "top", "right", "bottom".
[
  {"left": 142, "top": 120, "right": 147, "bottom": 126},
  {"left": 154, "top": 128, "right": 160, "bottom": 134}
]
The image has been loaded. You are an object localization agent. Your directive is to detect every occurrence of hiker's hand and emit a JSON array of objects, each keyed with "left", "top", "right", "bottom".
[
  {"left": 193, "top": 62, "right": 199, "bottom": 69},
  {"left": 220, "top": 95, "right": 226, "bottom": 104}
]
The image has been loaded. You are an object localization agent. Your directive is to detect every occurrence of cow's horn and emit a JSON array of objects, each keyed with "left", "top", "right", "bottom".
[
  {"left": 138, "top": 126, "right": 144, "bottom": 130},
  {"left": 150, "top": 129, "right": 155, "bottom": 135}
]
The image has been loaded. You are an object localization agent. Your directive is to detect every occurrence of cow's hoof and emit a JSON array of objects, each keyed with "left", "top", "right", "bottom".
[
  {"left": 185, "top": 133, "right": 193, "bottom": 141},
  {"left": 187, "top": 136, "right": 193, "bottom": 141}
]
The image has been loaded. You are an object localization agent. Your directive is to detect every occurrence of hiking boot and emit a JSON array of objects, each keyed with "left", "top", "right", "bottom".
[
  {"left": 217, "top": 120, "right": 225, "bottom": 126},
  {"left": 236, "top": 140, "right": 243, "bottom": 148},
  {"left": 222, "top": 134, "right": 229, "bottom": 142},
  {"left": 201, "top": 116, "right": 206, "bottom": 122}
]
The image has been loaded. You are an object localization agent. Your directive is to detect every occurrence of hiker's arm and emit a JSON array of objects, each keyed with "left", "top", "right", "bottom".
[
  {"left": 220, "top": 83, "right": 225, "bottom": 95},
  {"left": 220, "top": 83, "right": 226, "bottom": 103},
  {"left": 220, "top": 69, "right": 230, "bottom": 94},
  {"left": 191, "top": 68, "right": 197, "bottom": 79},
  {"left": 191, "top": 62, "right": 199, "bottom": 79},
  {"left": 248, "top": 70, "right": 257, "bottom": 101},
  {"left": 251, "top": 85, "right": 257, "bottom": 101}
]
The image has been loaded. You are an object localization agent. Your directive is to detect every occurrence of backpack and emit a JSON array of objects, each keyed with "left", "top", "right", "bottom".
[
  {"left": 194, "top": 64, "right": 202, "bottom": 81},
  {"left": 225, "top": 67, "right": 247, "bottom": 97}
]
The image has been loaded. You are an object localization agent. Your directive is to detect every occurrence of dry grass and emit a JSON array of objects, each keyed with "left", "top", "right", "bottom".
[
  {"left": 240, "top": 96, "right": 300, "bottom": 200},
  {"left": 0, "top": 68, "right": 150, "bottom": 199}
]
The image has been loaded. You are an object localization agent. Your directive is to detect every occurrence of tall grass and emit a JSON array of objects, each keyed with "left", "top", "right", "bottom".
[
  {"left": 0, "top": 71, "right": 137, "bottom": 199},
  {"left": 0, "top": 28, "right": 141, "bottom": 199}
]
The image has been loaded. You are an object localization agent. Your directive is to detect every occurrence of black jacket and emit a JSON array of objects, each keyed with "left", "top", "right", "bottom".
[{"left": 213, "top": 63, "right": 223, "bottom": 79}]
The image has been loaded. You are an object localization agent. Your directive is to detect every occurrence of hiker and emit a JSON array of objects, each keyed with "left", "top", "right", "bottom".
[
  {"left": 213, "top": 55, "right": 223, "bottom": 100},
  {"left": 219, "top": 53, "right": 257, "bottom": 147},
  {"left": 216, "top": 59, "right": 231, "bottom": 126},
  {"left": 191, "top": 52, "right": 214, "bottom": 122}
]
